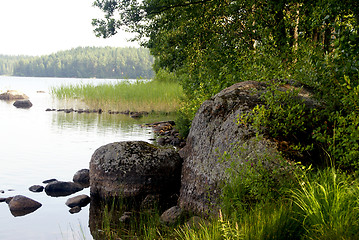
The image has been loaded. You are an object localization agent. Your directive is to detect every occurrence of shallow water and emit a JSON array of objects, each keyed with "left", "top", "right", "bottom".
[{"left": 0, "top": 76, "right": 170, "bottom": 240}]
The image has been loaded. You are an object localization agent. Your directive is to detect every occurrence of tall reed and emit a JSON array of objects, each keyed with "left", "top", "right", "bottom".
[{"left": 51, "top": 80, "right": 183, "bottom": 112}]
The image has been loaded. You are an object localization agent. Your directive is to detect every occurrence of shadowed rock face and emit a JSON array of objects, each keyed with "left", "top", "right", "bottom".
[
  {"left": 178, "top": 81, "right": 311, "bottom": 215},
  {"left": 90, "top": 141, "right": 183, "bottom": 200},
  {"left": 178, "top": 81, "right": 266, "bottom": 215}
]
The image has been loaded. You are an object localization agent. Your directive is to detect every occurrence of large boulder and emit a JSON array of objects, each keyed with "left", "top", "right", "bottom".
[
  {"left": 8, "top": 195, "right": 42, "bottom": 217},
  {"left": 13, "top": 100, "right": 33, "bottom": 109},
  {"left": 178, "top": 81, "right": 313, "bottom": 215},
  {"left": 90, "top": 141, "right": 183, "bottom": 201},
  {"left": 0, "top": 90, "right": 29, "bottom": 100}
]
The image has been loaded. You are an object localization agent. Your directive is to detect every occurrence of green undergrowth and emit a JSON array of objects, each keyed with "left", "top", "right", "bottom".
[
  {"left": 90, "top": 165, "right": 359, "bottom": 240},
  {"left": 51, "top": 80, "right": 184, "bottom": 112}
]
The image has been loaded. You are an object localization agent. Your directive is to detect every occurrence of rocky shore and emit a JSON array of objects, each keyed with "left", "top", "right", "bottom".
[{"left": 0, "top": 169, "right": 91, "bottom": 217}]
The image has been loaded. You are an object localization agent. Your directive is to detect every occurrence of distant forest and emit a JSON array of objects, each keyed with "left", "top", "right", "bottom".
[{"left": 0, "top": 47, "right": 154, "bottom": 79}]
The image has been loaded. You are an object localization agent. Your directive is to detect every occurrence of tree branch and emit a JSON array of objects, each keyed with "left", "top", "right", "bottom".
[{"left": 147, "top": 0, "right": 213, "bottom": 16}]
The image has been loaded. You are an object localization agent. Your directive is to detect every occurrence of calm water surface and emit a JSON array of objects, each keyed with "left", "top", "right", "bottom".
[{"left": 0, "top": 76, "right": 165, "bottom": 240}]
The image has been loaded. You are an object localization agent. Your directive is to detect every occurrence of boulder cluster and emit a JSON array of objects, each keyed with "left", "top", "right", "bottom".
[
  {"left": 0, "top": 169, "right": 91, "bottom": 217},
  {"left": 144, "top": 121, "right": 186, "bottom": 148},
  {"left": 0, "top": 90, "right": 33, "bottom": 109},
  {"left": 89, "top": 81, "right": 316, "bottom": 227}
]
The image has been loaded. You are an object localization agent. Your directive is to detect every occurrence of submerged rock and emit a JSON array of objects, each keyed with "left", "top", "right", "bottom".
[
  {"left": 42, "top": 178, "right": 57, "bottom": 184},
  {"left": 69, "top": 206, "right": 82, "bottom": 214},
  {"left": 45, "top": 181, "right": 83, "bottom": 197},
  {"left": 8, "top": 195, "right": 42, "bottom": 217},
  {"left": 29, "top": 185, "right": 44, "bottom": 193}
]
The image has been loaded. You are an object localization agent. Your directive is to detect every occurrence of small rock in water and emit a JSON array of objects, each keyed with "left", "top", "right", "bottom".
[
  {"left": 0, "top": 190, "right": 4, "bottom": 194},
  {"left": 0, "top": 198, "right": 6, "bottom": 203},
  {"left": 42, "top": 179, "right": 57, "bottom": 184},
  {"left": 73, "top": 169, "right": 90, "bottom": 187},
  {"left": 45, "top": 181, "right": 83, "bottom": 197},
  {"left": 65, "top": 194, "right": 91, "bottom": 208},
  {"left": 69, "top": 206, "right": 82, "bottom": 214},
  {"left": 8, "top": 195, "right": 42, "bottom": 217},
  {"left": 29, "top": 185, "right": 44, "bottom": 193},
  {"left": 13, "top": 100, "right": 33, "bottom": 109}
]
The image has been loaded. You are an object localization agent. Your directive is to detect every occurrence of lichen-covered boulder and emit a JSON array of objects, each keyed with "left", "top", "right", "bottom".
[
  {"left": 178, "top": 81, "right": 313, "bottom": 215},
  {"left": 90, "top": 141, "right": 183, "bottom": 200},
  {"left": 0, "top": 90, "right": 29, "bottom": 100}
]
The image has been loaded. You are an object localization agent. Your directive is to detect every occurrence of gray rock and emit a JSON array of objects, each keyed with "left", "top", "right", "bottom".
[
  {"left": 42, "top": 178, "right": 57, "bottom": 184},
  {"left": 29, "top": 185, "right": 44, "bottom": 193},
  {"left": 140, "top": 194, "right": 160, "bottom": 209},
  {"left": 8, "top": 195, "right": 42, "bottom": 217},
  {"left": 65, "top": 194, "right": 91, "bottom": 208},
  {"left": 13, "top": 99, "right": 33, "bottom": 108},
  {"left": 0, "top": 90, "right": 29, "bottom": 100},
  {"left": 178, "top": 81, "right": 310, "bottom": 215},
  {"left": 0, "top": 198, "right": 6, "bottom": 202},
  {"left": 45, "top": 181, "right": 83, "bottom": 197},
  {"left": 160, "top": 206, "right": 184, "bottom": 225},
  {"left": 119, "top": 212, "right": 132, "bottom": 223},
  {"left": 0, "top": 190, "right": 4, "bottom": 194},
  {"left": 69, "top": 206, "right": 82, "bottom": 214},
  {"left": 73, "top": 169, "right": 90, "bottom": 187},
  {"left": 90, "top": 141, "right": 183, "bottom": 201}
]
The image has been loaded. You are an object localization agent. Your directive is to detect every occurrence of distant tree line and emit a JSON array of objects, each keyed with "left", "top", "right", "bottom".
[{"left": 0, "top": 47, "right": 154, "bottom": 79}]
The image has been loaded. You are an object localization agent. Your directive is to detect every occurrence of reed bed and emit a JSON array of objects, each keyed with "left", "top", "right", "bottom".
[{"left": 51, "top": 80, "right": 183, "bottom": 112}]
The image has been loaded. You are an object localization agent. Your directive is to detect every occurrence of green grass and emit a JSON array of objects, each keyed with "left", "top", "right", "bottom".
[
  {"left": 291, "top": 168, "right": 359, "bottom": 240},
  {"left": 89, "top": 167, "right": 359, "bottom": 240},
  {"left": 174, "top": 168, "right": 359, "bottom": 240},
  {"left": 51, "top": 80, "right": 184, "bottom": 112}
]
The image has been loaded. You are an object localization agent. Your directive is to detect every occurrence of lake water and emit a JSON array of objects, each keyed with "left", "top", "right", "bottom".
[{"left": 0, "top": 76, "right": 169, "bottom": 240}]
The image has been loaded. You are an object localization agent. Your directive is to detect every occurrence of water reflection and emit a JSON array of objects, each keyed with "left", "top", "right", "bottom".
[{"left": 0, "top": 76, "right": 177, "bottom": 239}]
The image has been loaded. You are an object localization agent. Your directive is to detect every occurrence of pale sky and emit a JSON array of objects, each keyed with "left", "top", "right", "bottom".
[{"left": 0, "top": 0, "right": 139, "bottom": 56}]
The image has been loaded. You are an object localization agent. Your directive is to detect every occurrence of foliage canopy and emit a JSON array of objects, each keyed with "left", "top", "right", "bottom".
[{"left": 93, "top": 0, "right": 359, "bottom": 170}]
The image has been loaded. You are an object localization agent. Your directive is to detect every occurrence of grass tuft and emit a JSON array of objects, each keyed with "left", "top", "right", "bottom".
[{"left": 51, "top": 80, "right": 183, "bottom": 112}]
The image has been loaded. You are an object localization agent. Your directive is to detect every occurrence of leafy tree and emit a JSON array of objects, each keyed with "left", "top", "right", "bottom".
[{"left": 93, "top": 0, "right": 359, "bottom": 169}]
